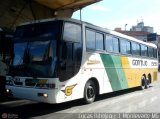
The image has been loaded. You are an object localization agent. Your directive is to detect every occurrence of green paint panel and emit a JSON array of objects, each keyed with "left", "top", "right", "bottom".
[
  {"left": 111, "top": 55, "right": 128, "bottom": 89},
  {"left": 100, "top": 54, "right": 128, "bottom": 91}
]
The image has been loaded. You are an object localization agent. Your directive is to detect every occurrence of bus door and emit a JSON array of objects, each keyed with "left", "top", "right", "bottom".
[{"left": 58, "top": 41, "right": 82, "bottom": 82}]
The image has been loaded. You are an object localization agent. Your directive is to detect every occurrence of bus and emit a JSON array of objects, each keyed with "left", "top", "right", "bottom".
[
  {"left": 0, "top": 27, "right": 13, "bottom": 96},
  {"left": 5, "top": 18, "right": 158, "bottom": 104}
]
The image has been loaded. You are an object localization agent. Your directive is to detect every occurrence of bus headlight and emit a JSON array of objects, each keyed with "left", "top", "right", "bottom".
[
  {"left": 6, "top": 89, "right": 13, "bottom": 96},
  {"left": 38, "top": 93, "right": 48, "bottom": 97},
  {"left": 6, "top": 89, "right": 10, "bottom": 93}
]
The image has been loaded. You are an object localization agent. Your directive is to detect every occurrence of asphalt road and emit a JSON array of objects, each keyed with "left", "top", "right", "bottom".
[{"left": 0, "top": 73, "right": 160, "bottom": 119}]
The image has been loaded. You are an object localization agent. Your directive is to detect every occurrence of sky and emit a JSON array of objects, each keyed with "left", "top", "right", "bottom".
[{"left": 72, "top": 0, "right": 160, "bottom": 34}]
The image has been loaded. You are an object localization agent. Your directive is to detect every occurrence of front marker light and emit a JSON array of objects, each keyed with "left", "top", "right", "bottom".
[
  {"left": 6, "top": 89, "right": 13, "bottom": 96},
  {"left": 43, "top": 93, "right": 48, "bottom": 97},
  {"left": 6, "top": 89, "right": 10, "bottom": 93}
]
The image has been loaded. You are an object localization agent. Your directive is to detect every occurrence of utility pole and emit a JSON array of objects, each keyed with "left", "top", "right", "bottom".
[
  {"left": 80, "top": 8, "right": 82, "bottom": 21},
  {"left": 125, "top": 24, "right": 127, "bottom": 31}
]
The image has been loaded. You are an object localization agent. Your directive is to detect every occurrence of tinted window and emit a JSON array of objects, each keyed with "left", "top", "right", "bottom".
[
  {"left": 141, "top": 45, "right": 148, "bottom": 57},
  {"left": 15, "top": 21, "right": 61, "bottom": 39},
  {"left": 120, "top": 39, "right": 131, "bottom": 54},
  {"left": 106, "top": 35, "right": 113, "bottom": 52},
  {"left": 63, "top": 22, "right": 81, "bottom": 42},
  {"left": 113, "top": 37, "right": 119, "bottom": 53},
  {"left": 12, "top": 40, "right": 56, "bottom": 78},
  {"left": 96, "top": 33, "right": 104, "bottom": 50},
  {"left": 106, "top": 35, "right": 119, "bottom": 53},
  {"left": 86, "top": 29, "right": 95, "bottom": 50},
  {"left": 126, "top": 41, "right": 131, "bottom": 54},
  {"left": 148, "top": 47, "right": 154, "bottom": 57},
  {"left": 132, "top": 42, "right": 140, "bottom": 56},
  {"left": 58, "top": 41, "right": 82, "bottom": 81},
  {"left": 154, "top": 49, "right": 157, "bottom": 58}
]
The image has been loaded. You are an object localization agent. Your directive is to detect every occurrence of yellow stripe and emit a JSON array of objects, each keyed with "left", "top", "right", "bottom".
[
  {"left": 121, "top": 56, "right": 134, "bottom": 88},
  {"left": 121, "top": 56, "right": 158, "bottom": 88}
]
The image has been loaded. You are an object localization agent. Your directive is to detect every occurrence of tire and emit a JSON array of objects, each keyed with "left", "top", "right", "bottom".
[
  {"left": 146, "top": 75, "right": 151, "bottom": 88},
  {"left": 140, "top": 76, "right": 146, "bottom": 90},
  {"left": 83, "top": 80, "right": 96, "bottom": 104},
  {"left": 145, "top": 78, "right": 149, "bottom": 89}
]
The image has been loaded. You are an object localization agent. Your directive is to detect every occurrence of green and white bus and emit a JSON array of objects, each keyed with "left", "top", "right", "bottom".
[{"left": 6, "top": 18, "right": 158, "bottom": 104}]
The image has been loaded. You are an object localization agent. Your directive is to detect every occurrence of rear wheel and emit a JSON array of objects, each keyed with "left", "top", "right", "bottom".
[
  {"left": 145, "top": 78, "right": 149, "bottom": 89},
  {"left": 146, "top": 75, "right": 151, "bottom": 88},
  {"left": 140, "top": 76, "right": 146, "bottom": 90},
  {"left": 84, "top": 80, "right": 96, "bottom": 104}
]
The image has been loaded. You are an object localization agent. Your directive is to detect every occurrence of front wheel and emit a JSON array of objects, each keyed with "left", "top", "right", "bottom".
[{"left": 83, "top": 80, "right": 96, "bottom": 104}]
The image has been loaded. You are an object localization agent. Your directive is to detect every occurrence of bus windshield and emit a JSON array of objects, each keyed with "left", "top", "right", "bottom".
[
  {"left": 11, "top": 40, "right": 56, "bottom": 78},
  {"left": 9, "top": 21, "right": 61, "bottom": 78}
]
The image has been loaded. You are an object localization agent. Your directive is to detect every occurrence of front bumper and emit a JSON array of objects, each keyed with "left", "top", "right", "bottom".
[{"left": 6, "top": 86, "right": 58, "bottom": 104}]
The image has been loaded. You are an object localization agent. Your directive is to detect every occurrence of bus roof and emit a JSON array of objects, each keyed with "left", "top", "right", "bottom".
[
  {"left": 18, "top": 18, "right": 157, "bottom": 48},
  {"left": 18, "top": 18, "right": 82, "bottom": 26}
]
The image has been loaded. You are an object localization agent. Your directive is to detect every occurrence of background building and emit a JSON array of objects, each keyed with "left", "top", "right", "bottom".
[{"left": 130, "top": 21, "right": 153, "bottom": 33}]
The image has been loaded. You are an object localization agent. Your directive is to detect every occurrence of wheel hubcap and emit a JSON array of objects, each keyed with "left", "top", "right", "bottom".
[{"left": 87, "top": 86, "right": 94, "bottom": 99}]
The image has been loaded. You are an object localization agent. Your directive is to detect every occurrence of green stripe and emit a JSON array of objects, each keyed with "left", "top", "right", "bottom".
[{"left": 100, "top": 54, "right": 128, "bottom": 91}]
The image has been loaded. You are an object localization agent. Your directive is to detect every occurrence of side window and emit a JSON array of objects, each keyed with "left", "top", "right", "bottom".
[
  {"left": 106, "top": 35, "right": 119, "bottom": 53},
  {"left": 86, "top": 29, "right": 95, "bottom": 50},
  {"left": 106, "top": 35, "right": 113, "bottom": 52},
  {"left": 120, "top": 39, "right": 126, "bottom": 54},
  {"left": 120, "top": 39, "right": 131, "bottom": 54},
  {"left": 154, "top": 49, "right": 157, "bottom": 58},
  {"left": 113, "top": 37, "right": 119, "bottom": 53},
  {"left": 96, "top": 33, "right": 104, "bottom": 50},
  {"left": 132, "top": 42, "right": 140, "bottom": 56},
  {"left": 126, "top": 41, "right": 131, "bottom": 54},
  {"left": 63, "top": 22, "right": 81, "bottom": 43},
  {"left": 148, "top": 47, "right": 154, "bottom": 57},
  {"left": 132, "top": 42, "right": 136, "bottom": 55},
  {"left": 74, "top": 43, "right": 82, "bottom": 66},
  {"left": 141, "top": 45, "right": 148, "bottom": 57}
]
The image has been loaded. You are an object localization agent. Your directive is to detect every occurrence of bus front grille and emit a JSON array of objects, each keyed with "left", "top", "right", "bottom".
[
  {"left": 25, "top": 82, "right": 36, "bottom": 86},
  {"left": 25, "top": 79, "right": 37, "bottom": 87},
  {"left": 14, "top": 81, "right": 23, "bottom": 86}
]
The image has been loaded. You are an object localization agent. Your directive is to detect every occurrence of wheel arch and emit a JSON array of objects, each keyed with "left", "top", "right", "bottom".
[
  {"left": 86, "top": 77, "right": 100, "bottom": 95},
  {"left": 141, "top": 74, "right": 146, "bottom": 86},
  {"left": 148, "top": 73, "right": 152, "bottom": 84},
  {"left": 142, "top": 74, "right": 146, "bottom": 79}
]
